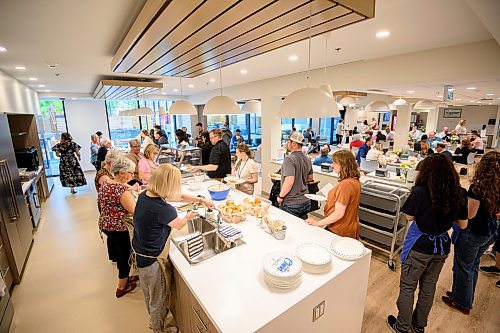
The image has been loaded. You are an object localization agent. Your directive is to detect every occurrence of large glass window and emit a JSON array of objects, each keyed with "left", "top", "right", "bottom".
[
  {"left": 294, "top": 118, "right": 311, "bottom": 133},
  {"left": 106, "top": 100, "right": 141, "bottom": 150},
  {"left": 38, "top": 100, "right": 68, "bottom": 176},
  {"left": 206, "top": 115, "right": 226, "bottom": 130},
  {"left": 228, "top": 114, "right": 248, "bottom": 138},
  {"left": 249, "top": 113, "right": 261, "bottom": 148}
]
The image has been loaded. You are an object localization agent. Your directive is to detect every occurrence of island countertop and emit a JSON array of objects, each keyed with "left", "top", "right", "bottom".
[{"left": 168, "top": 179, "right": 371, "bottom": 333}]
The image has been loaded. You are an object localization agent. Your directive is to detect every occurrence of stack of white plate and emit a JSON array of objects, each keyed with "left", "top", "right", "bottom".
[
  {"left": 263, "top": 252, "right": 302, "bottom": 289},
  {"left": 330, "top": 237, "right": 366, "bottom": 261},
  {"left": 296, "top": 243, "right": 332, "bottom": 274}
]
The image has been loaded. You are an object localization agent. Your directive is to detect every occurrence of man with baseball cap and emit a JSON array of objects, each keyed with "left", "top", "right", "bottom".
[{"left": 277, "top": 131, "right": 313, "bottom": 219}]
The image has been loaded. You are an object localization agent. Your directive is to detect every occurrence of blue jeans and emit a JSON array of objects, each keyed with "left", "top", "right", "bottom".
[
  {"left": 280, "top": 201, "right": 311, "bottom": 220},
  {"left": 452, "top": 229, "right": 494, "bottom": 309}
]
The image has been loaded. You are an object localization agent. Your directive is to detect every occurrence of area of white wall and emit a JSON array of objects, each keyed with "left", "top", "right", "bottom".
[
  {"left": 436, "top": 105, "right": 498, "bottom": 132},
  {"left": 0, "top": 69, "right": 39, "bottom": 114},
  {"left": 64, "top": 100, "right": 108, "bottom": 171}
]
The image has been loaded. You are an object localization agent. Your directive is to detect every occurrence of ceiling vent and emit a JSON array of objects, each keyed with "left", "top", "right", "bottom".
[{"left": 111, "top": 0, "right": 375, "bottom": 78}]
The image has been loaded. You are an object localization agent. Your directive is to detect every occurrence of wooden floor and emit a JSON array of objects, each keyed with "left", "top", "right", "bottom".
[{"left": 9, "top": 173, "right": 500, "bottom": 333}]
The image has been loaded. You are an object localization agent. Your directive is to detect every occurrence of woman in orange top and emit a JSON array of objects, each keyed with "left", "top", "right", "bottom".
[{"left": 306, "top": 150, "right": 361, "bottom": 239}]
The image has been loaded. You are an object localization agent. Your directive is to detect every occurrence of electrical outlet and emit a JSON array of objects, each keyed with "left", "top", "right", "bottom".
[{"left": 312, "top": 300, "right": 325, "bottom": 322}]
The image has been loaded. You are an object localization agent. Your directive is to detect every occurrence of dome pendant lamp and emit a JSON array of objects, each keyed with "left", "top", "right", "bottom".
[
  {"left": 392, "top": 97, "right": 408, "bottom": 106},
  {"left": 414, "top": 99, "right": 436, "bottom": 110},
  {"left": 242, "top": 100, "right": 261, "bottom": 113},
  {"left": 169, "top": 77, "right": 197, "bottom": 115},
  {"left": 364, "top": 100, "right": 391, "bottom": 112},
  {"left": 280, "top": 4, "right": 337, "bottom": 118},
  {"left": 203, "top": 57, "right": 240, "bottom": 115}
]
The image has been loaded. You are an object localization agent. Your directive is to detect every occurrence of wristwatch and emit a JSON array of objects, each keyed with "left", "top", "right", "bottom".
[{"left": 278, "top": 195, "right": 285, "bottom": 199}]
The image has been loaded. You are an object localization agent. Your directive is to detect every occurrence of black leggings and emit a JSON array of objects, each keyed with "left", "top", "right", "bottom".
[{"left": 103, "top": 230, "right": 131, "bottom": 279}]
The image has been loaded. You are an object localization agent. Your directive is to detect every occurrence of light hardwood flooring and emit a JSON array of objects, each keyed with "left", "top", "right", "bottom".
[{"left": 9, "top": 173, "right": 500, "bottom": 333}]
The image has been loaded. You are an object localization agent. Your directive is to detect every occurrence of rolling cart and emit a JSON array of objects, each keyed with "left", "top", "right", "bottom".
[{"left": 358, "top": 180, "right": 410, "bottom": 270}]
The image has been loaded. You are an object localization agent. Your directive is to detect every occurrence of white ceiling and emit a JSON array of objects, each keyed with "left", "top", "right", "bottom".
[{"left": 0, "top": 0, "right": 499, "bottom": 105}]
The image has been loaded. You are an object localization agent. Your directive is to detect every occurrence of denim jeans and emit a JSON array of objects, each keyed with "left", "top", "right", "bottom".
[
  {"left": 396, "top": 250, "right": 447, "bottom": 332},
  {"left": 280, "top": 201, "right": 311, "bottom": 220},
  {"left": 452, "top": 229, "right": 495, "bottom": 309}
]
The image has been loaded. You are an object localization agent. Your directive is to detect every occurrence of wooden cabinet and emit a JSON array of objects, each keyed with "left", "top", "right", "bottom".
[{"left": 171, "top": 266, "right": 219, "bottom": 333}]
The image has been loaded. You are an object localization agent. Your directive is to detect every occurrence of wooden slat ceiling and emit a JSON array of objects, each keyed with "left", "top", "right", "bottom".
[
  {"left": 111, "top": 0, "right": 375, "bottom": 78},
  {"left": 93, "top": 80, "right": 163, "bottom": 100}
]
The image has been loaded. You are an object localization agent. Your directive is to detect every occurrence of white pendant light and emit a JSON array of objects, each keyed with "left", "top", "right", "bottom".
[
  {"left": 158, "top": 106, "right": 168, "bottom": 116},
  {"left": 337, "top": 102, "right": 344, "bottom": 110},
  {"left": 317, "top": 34, "right": 339, "bottom": 117},
  {"left": 436, "top": 101, "right": 448, "bottom": 108},
  {"left": 339, "top": 96, "right": 358, "bottom": 106},
  {"left": 241, "top": 100, "right": 261, "bottom": 113},
  {"left": 280, "top": 7, "right": 337, "bottom": 118},
  {"left": 389, "top": 104, "right": 398, "bottom": 111},
  {"left": 281, "top": 87, "right": 338, "bottom": 118},
  {"left": 133, "top": 107, "right": 154, "bottom": 116},
  {"left": 169, "top": 77, "right": 197, "bottom": 115},
  {"left": 365, "top": 100, "right": 391, "bottom": 112},
  {"left": 414, "top": 99, "right": 436, "bottom": 110},
  {"left": 204, "top": 57, "right": 239, "bottom": 115},
  {"left": 392, "top": 98, "right": 408, "bottom": 106}
]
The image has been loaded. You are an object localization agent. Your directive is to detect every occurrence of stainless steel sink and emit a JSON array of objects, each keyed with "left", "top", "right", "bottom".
[{"left": 172, "top": 217, "right": 245, "bottom": 265}]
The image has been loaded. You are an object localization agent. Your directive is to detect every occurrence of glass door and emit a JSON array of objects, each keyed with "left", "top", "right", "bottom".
[{"left": 38, "top": 100, "right": 68, "bottom": 177}]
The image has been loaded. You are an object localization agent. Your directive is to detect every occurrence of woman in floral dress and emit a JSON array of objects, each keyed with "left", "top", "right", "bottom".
[{"left": 52, "top": 132, "right": 87, "bottom": 194}]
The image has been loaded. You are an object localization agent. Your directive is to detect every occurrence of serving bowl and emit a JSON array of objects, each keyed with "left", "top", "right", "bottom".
[{"left": 207, "top": 184, "right": 230, "bottom": 201}]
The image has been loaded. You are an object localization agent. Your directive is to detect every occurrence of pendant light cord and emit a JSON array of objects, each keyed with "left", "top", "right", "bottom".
[
  {"left": 179, "top": 76, "right": 183, "bottom": 96},
  {"left": 324, "top": 37, "right": 328, "bottom": 82},
  {"left": 307, "top": 2, "right": 312, "bottom": 85}
]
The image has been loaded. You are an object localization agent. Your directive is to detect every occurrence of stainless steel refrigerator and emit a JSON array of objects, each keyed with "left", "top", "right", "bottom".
[{"left": 0, "top": 113, "right": 34, "bottom": 283}]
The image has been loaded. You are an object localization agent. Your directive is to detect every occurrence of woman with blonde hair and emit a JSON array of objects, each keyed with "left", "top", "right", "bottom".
[
  {"left": 138, "top": 144, "right": 159, "bottom": 185},
  {"left": 233, "top": 143, "right": 259, "bottom": 195},
  {"left": 98, "top": 156, "right": 138, "bottom": 298},
  {"left": 141, "top": 129, "right": 154, "bottom": 150},
  {"left": 443, "top": 151, "right": 500, "bottom": 314},
  {"left": 90, "top": 133, "right": 100, "bottom": 170},
  {"left": 132, "top": 164, "right": 214, "bottom": 333},
  {"left": 306, "top": 150, "right": 361, "bottom": 239}
]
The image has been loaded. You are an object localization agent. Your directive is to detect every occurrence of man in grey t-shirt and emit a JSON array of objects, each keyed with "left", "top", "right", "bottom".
[{"left": 277, "top": 132, "right": 313, "bottom": 219}]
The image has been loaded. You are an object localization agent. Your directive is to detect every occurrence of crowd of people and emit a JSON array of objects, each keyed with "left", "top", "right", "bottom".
[{"left": 52, "top": 116, "right": 497, "bottom": 333}]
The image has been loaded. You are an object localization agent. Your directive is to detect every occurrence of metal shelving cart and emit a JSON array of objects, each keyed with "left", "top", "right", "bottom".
[{"left": 358, "top": 180, "right": 410, "bottom": 270}]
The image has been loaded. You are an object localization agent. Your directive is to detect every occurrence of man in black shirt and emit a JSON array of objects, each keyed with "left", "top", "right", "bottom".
[{"left": 191, "top": 128, "right": 231, "bottom": 179}]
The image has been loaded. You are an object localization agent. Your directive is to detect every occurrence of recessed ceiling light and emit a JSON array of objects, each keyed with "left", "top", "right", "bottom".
[
  {"left": 71, "top": 98, "right": 77, "bottom": 100},
  {"left": 161, "top": 92, "right": 166, "bottom": 95},
  {"left": 15, "top": 66, "right": 26, "bottom": 70},
  {"left": 44, "top": 89, "right": 51, "bottom": 92},
  {"left": 488, "top": 103, "right": 492, "bottom": 105},
  {"left": 477, "top": 101, "right": 482, "bottom": 104},
  {"left": 38, "top": 84, "right": 45, "bottom": 88},
  {"left": 288, "top": 55, "right": 298, "bottom": 62},
  {"left": 29, "top": 77, "right": 37, "bottom": 81},
  {"left": 173, "top": 89, "right": 179, "bottom": 92},
  {"left": 0, "top": 46, "right": 6, "bottom": 52},
  {"left": 455, "top": 98, "right": 462, "bottom": 101},
  {"left": 209, "top": 78, "right": 216, "bottom": 82},
  {"left": 485, "top": 93, "right": 494, "bottom": 96},
  {"left": 470, "top": 100, "right": 475, "bottom": 103},
  {"left": 497, "top": 97, "right": 500, "bottom": 100},
  {"left": 240, "top": 69, "right": 248, "bottom": 75},
  {"left": 188, "top": 84, "right": 194, "bottom": 88},
  {"left": 466, "top": 87, "right": 476, "bottom": 90},
  {"left": 406, "top": 90, "right": 415, "bottom": 93},
  {"left": 376, "top": 31, "right": 390, "bottom": 38}
]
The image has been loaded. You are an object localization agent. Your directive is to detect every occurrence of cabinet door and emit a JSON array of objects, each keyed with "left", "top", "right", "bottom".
[
  {"left": 190, "top": 292, "right": 219, "bottom": 333},
  {"left": 171, "top": 268, "right": 192, "bottom": 333}
]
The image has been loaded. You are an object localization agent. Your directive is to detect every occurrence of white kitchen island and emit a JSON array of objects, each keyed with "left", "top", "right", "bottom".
[{"left": 168, "top": 179, "right": 371, "bottom": 333}]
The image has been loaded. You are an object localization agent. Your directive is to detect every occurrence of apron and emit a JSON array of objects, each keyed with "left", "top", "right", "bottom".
[
  {"left": 130, "top": 235, "right": 177, "bottom": 328},
  {"left": 400, "top": 221, "right": 449, "bottom": 263}
]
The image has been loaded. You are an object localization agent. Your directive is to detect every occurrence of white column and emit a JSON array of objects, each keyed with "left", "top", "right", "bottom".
[
  {"left": 344, "top": 107, "right": 358, "bottom": 132},
  {"left": 426, "top": 108, "right": 439, "bottom": 133},
  {"left": 260, "top": 95, "right": 283, "bottom": 195},
  {"left": 393, "top": 105, "right": 411, "bottom": 151}
]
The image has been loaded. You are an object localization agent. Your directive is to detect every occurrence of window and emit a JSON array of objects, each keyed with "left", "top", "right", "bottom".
[
  {"left": 294, "top": 118, "right": 311, "bottom": 133},
  {"left": 228, "top": 114, "right": 248, "bottom": 138},
  {"left": 38, "top": 100, "right": 68, "bottom": 176},
  {"left": 319, "top": 118, "right": 333, "bottom": 143},
  {"left": 249, "top": 113, "right": 261, "bottom": 148},
  {"left": 106, "top": 100, "right": 141, "bottom": 150},
  {"left": 206, "top": 115, "right": 226, "bottom": 130}
]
